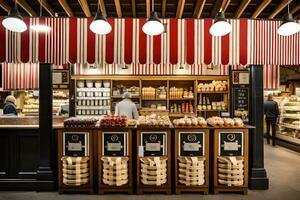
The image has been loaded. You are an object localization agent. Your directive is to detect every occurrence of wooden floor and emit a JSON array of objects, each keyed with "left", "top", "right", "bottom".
[{"left": 0, "top": 142, "right": 299, "bottom": 200}]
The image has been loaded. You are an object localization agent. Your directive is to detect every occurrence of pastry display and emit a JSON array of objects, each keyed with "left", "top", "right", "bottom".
[
  {"left": 112, "top": 85, "right": 140, "bottom": 97},
  {"left": 61, "top": 156, "right": 90, "bottom": 186},
  {"left": 218, "top": 157, "right": 244, "bottom": 186},
  {"left": 197, "top": 95, "right": 227, "bottom": 111},
  {"left": 206, "top": 117, "right": 244, "bottom": 127},
  {"left": 64, "top": 117, "right": 98, "bottom": 128},
  {"left": 142, "top": 86, "right": 167, "bottom": 99},
  {"left": 100, "top": 115, "right": 128, "bottom": 127},
  {"left": 178, "top": 157, "right": 205, "bottom": 186},
  {"left": 197, "top": 80, "right": 228, "bottom": 92},
  {"left": 173, "top": 116, "right": 207, "bottom": 127},
  {"left": 137, "top": 114, "right": 170, "bottom": 127},
  {"left": 101, "top": 157, "right": 129, "bottom": 186},
  {"left": 170, "top": 101, "right": 194, "bottom": 114},
  {"left": 140, "top": 157, "right": 167, "bottom": 186},
  {"left": 169, "top": 87, "right": 194, "bottom": 99}
]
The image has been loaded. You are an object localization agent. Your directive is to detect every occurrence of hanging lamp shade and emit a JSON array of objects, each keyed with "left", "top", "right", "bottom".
[
  {"left": 2, "top": 5, "right": 27, "bottom": 33},
  {"left": 209, "top": 11, "right": 231, "bottom": 37},
  {"left": 89, "top": 11, "right": 112, "bottom": 35},
  {"left": 277, "top": 13, "right": 300, "bottom": 36},
  {"left": 142, "top": 11, "right": 164, "bottom": 36}
]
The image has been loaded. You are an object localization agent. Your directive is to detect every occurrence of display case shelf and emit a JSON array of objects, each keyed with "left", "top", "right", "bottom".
[
  {"left": 197, "top": 91, "right": 228, "bottom": 94},
  {"left": 77, "top": 88, "right": 110, "bottom": 92},
  {"left": 76, "top": 97, "right": 111, "bottom": 100},
  {"left": 169, "top": 98, "right": 195, "bottom": 100}
]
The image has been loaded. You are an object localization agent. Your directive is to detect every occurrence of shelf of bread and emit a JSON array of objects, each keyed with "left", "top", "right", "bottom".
[
  {"left": 142, "top": 86, "right": 167, "bottom": 100},
  {"left": 197, "top": 80, "right": 228, "bottom": 93}
]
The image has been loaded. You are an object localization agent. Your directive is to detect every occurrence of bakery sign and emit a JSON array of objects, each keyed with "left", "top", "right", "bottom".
[
  {"left": 218, "top": 131, "right": 243, "bottom": 156},
  {"left": 141, "top": 132, "right": 167, "bottom": 156},
  {"left": 179, "top": 132, "right": 205, "bottom": 156},
  {"left": 102, "top": 132, "right": 128, "bottom": 156},
  {"left": 63, "top": 132, "right": 89, "bottom": 156}
]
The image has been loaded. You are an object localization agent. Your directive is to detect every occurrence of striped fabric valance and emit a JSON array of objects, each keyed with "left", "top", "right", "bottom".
[{"left": 264, "top": 64, "right": 280, "bottom": 90}]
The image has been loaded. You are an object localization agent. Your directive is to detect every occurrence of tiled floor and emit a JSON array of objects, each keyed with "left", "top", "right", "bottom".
[{"left": 0, "top": 144, "right": 299, "bottom": 200}]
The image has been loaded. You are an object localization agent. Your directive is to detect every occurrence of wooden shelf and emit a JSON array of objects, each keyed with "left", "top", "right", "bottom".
[
  {"left": 169, "top": 98, "right": 195, "bottom": 100},
  {"left": 169, "top": 113, "right": 196, "bottom": 117},
  {"left": 197, "top": 110, "right": 227, "bottom": 112},
  {"left": 197, "top": 91, "right": 228, "bottom": 94},
  {"left": 142, "top": 98, "right": 167, "bottom": 100},
  {"left": 112, "top": 96, "right": 140, "bottom": 99}
]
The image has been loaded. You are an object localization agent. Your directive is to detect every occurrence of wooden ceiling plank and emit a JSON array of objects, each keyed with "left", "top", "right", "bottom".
[
  {"left": 16, "top": 0, "right": 38, "bottom": 17},
  {"left": 176, "top": 0, "right": 185, "bottom": 18},
  {"left": 234, "top": 0, "right": 251, "bottom": 18},
  {"left": 193, "top": 0, "right": 206, "bottom": 18},
  {"left": 221, "top": 0, "right": 231, "bottom": 12},
  {"left": 77, "top": 0, "right": 92, "bottom": 17},
  {"left": 251, "top": 0, "right": 272, "bottom": 18},
  {"left": 210, "top": 0, "right": 223, "bottom": 17},
  {"left": 290, "top": 4, "right": 300, "bottom": 14},
  {"left": 114, "top": 0, "right": 122, "bottom": 18},
  {"left": 0, "top": 0, "right": 10, "bottom": 12},
  {"left": 132, "top": 0, "right": 136, "bottom": 17},
  {"left": 269, "top": 0, "right": 293, "bottom": 19},
  {"left": 162, "top": 0, "right": 166, "bottom": 18},
  {"left": 146, "top": 0, "right": 150, "bottom": 18},
  {"left": 58, "top": 0, "right": 74, "bottom": 17},
  {"left": 36, "top": 0, "right": 54, "bottom": 17},
  {"left": 99, "top": 0, "right": 107, "bottom": 14}
]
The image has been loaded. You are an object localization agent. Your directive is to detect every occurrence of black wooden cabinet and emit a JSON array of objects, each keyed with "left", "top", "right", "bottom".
[{"left": 0, "top": 129, "right": 39, "bottom": 190}]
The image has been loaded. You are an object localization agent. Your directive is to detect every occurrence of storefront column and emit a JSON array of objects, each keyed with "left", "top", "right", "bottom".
[
  {"left": 37, "top": 63, "right": 54, "bottom": 191},
  {"left": 249, "top": 65, "right": 269, "bottom": 189}
]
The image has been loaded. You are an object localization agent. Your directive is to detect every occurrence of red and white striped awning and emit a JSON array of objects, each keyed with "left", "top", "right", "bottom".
[{"left": 264, "top": 64, "right": 280, "bottom": 89}]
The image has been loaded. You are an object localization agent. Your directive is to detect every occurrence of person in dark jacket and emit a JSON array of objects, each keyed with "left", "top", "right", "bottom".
[
  {"left": 3, "top": 95, "right": 17, "bottom": 116},
  {"left": 264, "top": 94, "right": 279, "bottom": 146}
]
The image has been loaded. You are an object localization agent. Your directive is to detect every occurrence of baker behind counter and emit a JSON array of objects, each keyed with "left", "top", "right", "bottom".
[{"left": 2, "top": 95, "right": 17, "bottom": 116}]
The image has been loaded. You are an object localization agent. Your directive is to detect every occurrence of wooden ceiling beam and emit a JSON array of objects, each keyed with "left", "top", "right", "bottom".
[
  {"left": 210, "top": 0, "right": 223, "bottom": 17},
  {"left": 114, "top": 0, "right": 122, "bottom": 17},
  {"left": 36, "top": 0, "right": 54, "bottom": 17},
  {"left": 221, "top": 0, "right": 231, "bottom": 12},
  {"left": 146, "top": 0, "right": 150, "bottom": 18},
  {"left": 234, "top": 0, "right": 251, "bottom": 18},
  {"left": 162, "top": 0, "right": 166, "bottom": 18},
  {"left": 176, "top": 0, "right": 185, "bottom": 18},
  {"left": 16, "top": 0, "right": 38, "bottom": 17},
  {"left": 99, "top": 0, "right": 107, "bottom": 14},
  {"left": 193, "top": 0, "right": 206, "bottom": 18},
  {"left": 77, "top": 0, "right": 92, "bottom": 17},
  {"left": 290, "top": 4, "right": 300, "bottom": 14},
  {"left": 251, "top": 0, "right": 272, "bottom": 18},
  {"left": 58, "top": 0, "right": 74, "bottom": 17},
  {"left": 269, "top": 0, "right": 293, "bottom": 19},
  {"left": 132, "top": 0, "right": 136, "bottom": 17},
  {"left": 0, "top": 0, "right": 10, "bottom": 12}
]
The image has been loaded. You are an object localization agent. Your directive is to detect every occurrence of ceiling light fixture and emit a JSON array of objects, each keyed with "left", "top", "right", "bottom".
[
  {"left": 2, "top": 0, "right": 27, "bottom": 33},
  {"left": 142, "top": 0, "right": 164, "bottom": 36},
  {"left": 30, "top": 0, "right": 51, "bottom": 32},
  {"left": 277, "top": 4, "right": 300, "bottom": 36},
  {"left": 209, "top": 10, "right": 231, "bottom": 37},
  {"left": 89, "top": 3, "right": 112, "bottom": 35}
]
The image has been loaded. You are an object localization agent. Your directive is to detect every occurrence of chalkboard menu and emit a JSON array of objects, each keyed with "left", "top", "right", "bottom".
[
  {"left": 141, "top": 132, "right": 167, "bottom": 156},
  {"left": 233, "top": 87, "right": 249, "bottom": 122},
  {"left": 63, "top": 132, "right": 89, "bottom": 156},
  {"left": 179, "top": 132, "right": 204, "bottom": 156},
  {"left": 102, "top": 132, "right": 128, "bottom": 156},
  {"left": 218, "top": 132, "right": 243, "bottom": 156}
]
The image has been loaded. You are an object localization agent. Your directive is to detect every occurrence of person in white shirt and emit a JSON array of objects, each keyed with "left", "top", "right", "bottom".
[{"left": 115, "top": 92, "right": 139, "bottom": 119}]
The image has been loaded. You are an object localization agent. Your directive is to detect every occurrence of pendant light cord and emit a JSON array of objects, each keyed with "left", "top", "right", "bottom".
[
  {"left": 39, "top": 0, "right": 42, "bottom": 17},
  {"left": 152, "top": 0, "right": 154, "bottom": 12},
  {"left": 288, "top": 4, "right": 289, "bottom": 14}
]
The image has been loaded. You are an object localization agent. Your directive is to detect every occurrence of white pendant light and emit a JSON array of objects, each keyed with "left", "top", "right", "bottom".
[
  {"left": 277, "top": 4, "right": 300, "bottom": 36},
  {"left": 30, "top": 0, "right": 51, "bottom": 32},
  {"left": 89, "top": 4, "right": 111, "bottom": 35},
  {"left": 142, "top": 0, "right": 164, "bottom": 36},
  {"left": 209, "top": 11, "right": 231, "bottom": 37},
  {"left": 2, "top": 1, "right": 27, "bottom": 33}
]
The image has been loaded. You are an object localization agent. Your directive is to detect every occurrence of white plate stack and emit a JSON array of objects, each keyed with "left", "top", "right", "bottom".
[
  {"left": 178, "top": 157, "right": 205, "bottom": 186},
  {"left": 101, "top": 157, "right": 129, "bottom": 186},
  {"left": 218, "top": 156, "right": 244, "bottom": 186},
  {"left": 140, "top": 157, "right": 167, "bottom": 186},
  {"left": 61, "top": 157, "right": 89, "bottom": 186}
]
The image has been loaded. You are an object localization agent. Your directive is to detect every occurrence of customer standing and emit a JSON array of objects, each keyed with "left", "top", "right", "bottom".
[
  {"left": 3, "top": 95, "right": 17, "bottom": 116},
  {"left": 115, "top": 92, "right": 139, "bottom": 119},
  {"left": 264, "top": 94, "right": 279, "bottom": 146}
]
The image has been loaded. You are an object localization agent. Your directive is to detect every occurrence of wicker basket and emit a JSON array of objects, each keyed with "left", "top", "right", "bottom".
[
  {"left": 61, "top": 156, "right": 89, "bottom": 186},
  {"left": 218, "top": 156, "right": 244, "bottom": 186},
  {"left": 140, "top": 157, "right": 168, "bottom": 186},
  {"left": 101, "top": 157, "right": 129, "bottom": 186},
  {"left": 177, "top": 157, "right": 205, "bottom": 186}
]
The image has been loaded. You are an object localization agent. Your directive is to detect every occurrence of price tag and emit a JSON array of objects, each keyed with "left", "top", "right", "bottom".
[
  {"left": 107, "top": 142, "right": 122, "bottom": 151},
  {"left": 224, "top": 142, "right": 239, "bottom": 151},
  {"left": 145, "top": 142, "right": 161, "bottom": 151},
  {"left": 68, "top": 142, "right": 82, "bottom": 151},
  {"left": 183, "top": 143, "right": 200, "bottom": 151}
]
